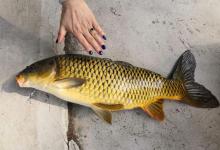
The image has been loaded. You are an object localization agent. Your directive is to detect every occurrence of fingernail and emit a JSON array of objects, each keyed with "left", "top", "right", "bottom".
[
  {"left": 102, "top": 35, "right": 107, "bottom": 40},
  {"left": 89, "top": 51, "right": 93, "bottom": 55},
  {"left": 98, "top": 51, "right": 103, "bottom": 55},
  {"left": 56, "top": 39, "right": 58, "bottom": 43},
  {"left": 101, "top": 45, "right": 106, "bottom": 50}
]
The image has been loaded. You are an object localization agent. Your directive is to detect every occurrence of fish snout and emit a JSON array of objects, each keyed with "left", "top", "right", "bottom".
[{"left": 16, "top": 74, "right": 25, "bottom": 87}]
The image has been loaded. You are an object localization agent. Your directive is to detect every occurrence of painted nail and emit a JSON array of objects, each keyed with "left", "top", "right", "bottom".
[
  {"left": 98, "top": 51, "right": 103, "bottom": 55},
  {"left": 89, "top": 51, "right": 93, "bottom": 55},
  {"left": 56, "top": 39, "right": 58, "bottom": 43},
  {"left": 101, "top": 45, "right": 106, "bottom": 50},
  {"left": 102, "top": 35, "right": 107, "bottom": 40}
]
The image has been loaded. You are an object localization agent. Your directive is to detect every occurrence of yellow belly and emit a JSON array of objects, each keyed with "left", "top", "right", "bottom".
[{"left": 46, "top": 79, "right": 185, "bottom": 111}]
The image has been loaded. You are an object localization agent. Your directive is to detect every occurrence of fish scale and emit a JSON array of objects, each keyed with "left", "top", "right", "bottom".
[
  {"left": 54, "top": 54, "right": 185, "bottom": 109},
  {"left": 17, "top": 51, "right": 219, "bottom": 123}
]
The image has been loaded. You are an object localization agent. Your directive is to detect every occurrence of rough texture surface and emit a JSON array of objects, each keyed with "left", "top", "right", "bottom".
[
  {"left": 0, "top": 1, "right": 68, "bottom": 150},
  {"left": 0, "top": 0, "right": 220, "bottom": 150}
]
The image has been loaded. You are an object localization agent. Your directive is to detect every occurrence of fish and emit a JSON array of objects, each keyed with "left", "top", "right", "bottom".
[{"left": 16, "top": 50, "right": 219, "bottom": 124}]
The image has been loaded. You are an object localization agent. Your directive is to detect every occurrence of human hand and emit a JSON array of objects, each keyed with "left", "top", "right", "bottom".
[{"left": 57, "top": 0, "right": 106, "bottom": 55}]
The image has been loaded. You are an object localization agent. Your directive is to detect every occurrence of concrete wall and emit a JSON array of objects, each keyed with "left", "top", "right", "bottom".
[{"left": 0, "top": 0, "right": 220, "bottom": 150}]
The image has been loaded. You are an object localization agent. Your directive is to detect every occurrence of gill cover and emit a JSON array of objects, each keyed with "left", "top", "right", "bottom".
[{"left": 31, "top": 58, "right": 57, "bottom": 78}]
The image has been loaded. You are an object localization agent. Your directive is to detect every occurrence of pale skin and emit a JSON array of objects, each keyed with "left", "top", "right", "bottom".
[{"left": 56, "top": 0, "right": 106, "bottom": 55}]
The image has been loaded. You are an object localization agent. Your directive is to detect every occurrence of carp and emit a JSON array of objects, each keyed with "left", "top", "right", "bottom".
[{"left": 16, "top": 50, "right": 219, "bottom": 123}]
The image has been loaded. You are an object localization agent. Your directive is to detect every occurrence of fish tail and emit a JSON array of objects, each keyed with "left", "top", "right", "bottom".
[{"left": 169, "top": 50, "right": 219, "bottom": 108}]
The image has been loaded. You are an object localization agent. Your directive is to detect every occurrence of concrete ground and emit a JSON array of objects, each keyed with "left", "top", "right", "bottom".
[{"left": 0, "top": 0, "right": 220, "bottom": 150}]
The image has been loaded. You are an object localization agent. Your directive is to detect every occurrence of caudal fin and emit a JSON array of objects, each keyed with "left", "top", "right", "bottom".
[{"left": 170, "top": 50, "right": 219, "bottom": 108}]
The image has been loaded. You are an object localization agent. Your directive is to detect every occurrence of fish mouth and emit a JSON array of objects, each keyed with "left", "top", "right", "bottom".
[{"left": 16, "top": 74, "right": 26, "bottom": 87}]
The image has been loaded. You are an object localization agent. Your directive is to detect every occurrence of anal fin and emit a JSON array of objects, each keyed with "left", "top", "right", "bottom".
[
  {"left": 142, "top": 100, "right": 164, "bottom": 121},
  {"left": 91, "top": 106, "right": 112, "bottom": 124}
]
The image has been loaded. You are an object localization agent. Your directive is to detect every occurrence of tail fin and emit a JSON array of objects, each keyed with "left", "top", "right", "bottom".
[{"left": 169, "top": 50, "right": 219, "bottom": 108}]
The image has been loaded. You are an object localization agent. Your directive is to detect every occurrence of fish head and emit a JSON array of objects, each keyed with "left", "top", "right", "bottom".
[{"left": 16, "top": 58, "right": 57, "bottom": 88}]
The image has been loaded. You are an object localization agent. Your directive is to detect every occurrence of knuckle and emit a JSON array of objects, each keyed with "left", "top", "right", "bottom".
[
  {"left": 77, "top": 35, "right": 83, "bottom": 41},
  {"left": 94, "top": 24, "right": 100, "bottom": 30},
  {"left": 73, "top": 26, "right": 82, "bottom": 33},
  {"left": 93, "top": 43, "right": 100, "bottom": 49},
  {"left": 84, "top": 43, "right": 92, "bottom": 50},
  {"left": 80, "top": 42, "right": 86, "bottom": 47},
  {"left": 94, "top": 35, "right": 103, "bottom": 44},
  {"left": 87, "top": 36, "right": 94, "bottom": 42},
  {"left": 94, "top": 36, "right": 101, "bottom": 43},
  {"left": 79, "top": 40, "right": 87, "bottom": 47},
  {"left": 58, "top": 31, "right": 65, "bottom": 36}
]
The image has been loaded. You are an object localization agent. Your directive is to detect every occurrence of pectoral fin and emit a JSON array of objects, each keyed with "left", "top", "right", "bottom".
[
  {"left": 142, "top": 100, "right": 164, "bottom": 121},
  {"left": 93, "top": 103, "right": 124, "bottom": 111},
  {"left": 53, "top": 78, "right": 85, "bottom": 89},
  {"left": 91, "top": 106, "right": 112, "bottom": 124}
]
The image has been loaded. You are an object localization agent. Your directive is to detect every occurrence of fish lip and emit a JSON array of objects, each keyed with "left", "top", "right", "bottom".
[{"left": 16, "top": 74, "right": 26, "bottom": 87}]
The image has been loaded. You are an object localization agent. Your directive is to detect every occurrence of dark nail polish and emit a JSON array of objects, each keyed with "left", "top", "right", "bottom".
[
  {"left": 102, "top": 35, "right": 107, "bottom": 40},
  {"left": 101, "top": 45, "right": 106, "bottom": 50},
  {"left": 56, "top": 39, "right": 58, "bottom": 43},
  {"left": 89, "top": 51, "right": 93, "bottom": 55},
  {"left": 98, "top": 51, "right": 103, "bottom": 55}
]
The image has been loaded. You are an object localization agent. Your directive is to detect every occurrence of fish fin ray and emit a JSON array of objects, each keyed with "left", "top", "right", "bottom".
[
  {"left": 91, "top": 106, "right": 112, "bottom": 124},
  {"left": 169, "top": 50, "right": 219, "bottom": 108},
  {"left": 142, "top": 100, "right": 164, "bottom": 121},
  {"left": 53, "top": 78, "right": 85, "bottom": 88},
  {"left": 93, "top": 103, "right": 124, "bottom": 111}
]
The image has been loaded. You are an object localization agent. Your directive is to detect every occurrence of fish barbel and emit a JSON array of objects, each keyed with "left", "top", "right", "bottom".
[{"left": 16, "top": 51, "right": 219, "bottom": 123}]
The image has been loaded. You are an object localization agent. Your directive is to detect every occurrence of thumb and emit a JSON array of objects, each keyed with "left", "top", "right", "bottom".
[{"left": 56, "top": 26, "right": 67, "bottom": 43}]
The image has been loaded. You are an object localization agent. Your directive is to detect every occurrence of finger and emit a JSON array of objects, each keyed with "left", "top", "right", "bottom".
[
  {"left": 92, "top": 20, "right": 106, "bottom": 39},
  {"left": 83, "top": 31, "right": 103, "bottom": 55},
  {"left": 90, "top": 30, "right": 106, "bottom": 50},
  {"left": 57, "top": 26, "right": 67, "bottom": 43},
  {"left": 75, "top": 33, "right": 94, "bottom": 55}
]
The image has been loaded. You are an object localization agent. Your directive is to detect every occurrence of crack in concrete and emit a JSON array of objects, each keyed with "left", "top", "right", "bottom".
[
  {"left": 63, "top": 33, "right": 82, "bottom": 150},
  {"left": 66, "top": 103, "right": 81, "bottom": 150}
]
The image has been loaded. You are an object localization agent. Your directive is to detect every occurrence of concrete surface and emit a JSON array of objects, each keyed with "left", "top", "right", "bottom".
[
  {"left": 0, "top": 0, "right": 220, "bottom": 150},
  {"left": 0, "top": 1, "right": 68, "bottom": 150}
]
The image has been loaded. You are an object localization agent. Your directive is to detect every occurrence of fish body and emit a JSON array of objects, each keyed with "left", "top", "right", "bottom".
[
  {"left": 16, "top": 51, "right": 219, "bottom": 123},
  {"left": 49, "top": 55, "right": 184, "bottom": 108}
]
